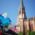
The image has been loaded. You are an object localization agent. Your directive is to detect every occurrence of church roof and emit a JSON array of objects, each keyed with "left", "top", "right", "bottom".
[{"left": 29, "top": 16, "right": 35, "bottom": 20}]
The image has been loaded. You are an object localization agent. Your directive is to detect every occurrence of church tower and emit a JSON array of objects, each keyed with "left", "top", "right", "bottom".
[{"left": 18, "top": 0, "right": 27, "bottom": 32}]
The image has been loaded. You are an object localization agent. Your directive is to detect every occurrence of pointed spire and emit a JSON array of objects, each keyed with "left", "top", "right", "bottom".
[
  {"left": 20, "top": 0, "right": 24, "bottom": 9},
  {"left": 19, "top": 0, "right": 27, "bottom": 19},
  {"left": 19, "top": 0, "right": 25, "bottom": 15}
]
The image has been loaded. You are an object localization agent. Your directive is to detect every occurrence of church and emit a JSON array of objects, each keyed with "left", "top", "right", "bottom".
[{"left": 16, "top": 0, "right": 35, "bottom": 32}]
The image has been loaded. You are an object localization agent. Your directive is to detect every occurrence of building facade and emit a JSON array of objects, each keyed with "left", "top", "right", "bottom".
[{"left": 16, "top": 0, "right": 35, "bottom": 32}]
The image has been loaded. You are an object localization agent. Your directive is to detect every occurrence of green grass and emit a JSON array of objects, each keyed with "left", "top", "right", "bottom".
[
  {"left": 18, "top": 31, "right": 35, "bottom": 35},
  {"left": 18, "top": 32, "right": 23, "bottom": 35},
  {"left": 29, "top": 31, "right": 35, "bottom": 35}
]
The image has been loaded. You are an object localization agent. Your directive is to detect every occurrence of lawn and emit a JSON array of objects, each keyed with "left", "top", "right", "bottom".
[
  {"left": 18, "top": 31, "right": 35, "bottom": 35},
  {"left": 18, "top": 32, "right": 23, "bottom": 35},
  {"left": 29, "top": 31, "right": 35, "bottom": 35}
]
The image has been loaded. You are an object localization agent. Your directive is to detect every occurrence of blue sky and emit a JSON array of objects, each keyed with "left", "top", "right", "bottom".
[{"left": 0, "top": 0, "right": 35, "bottom": 25}]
